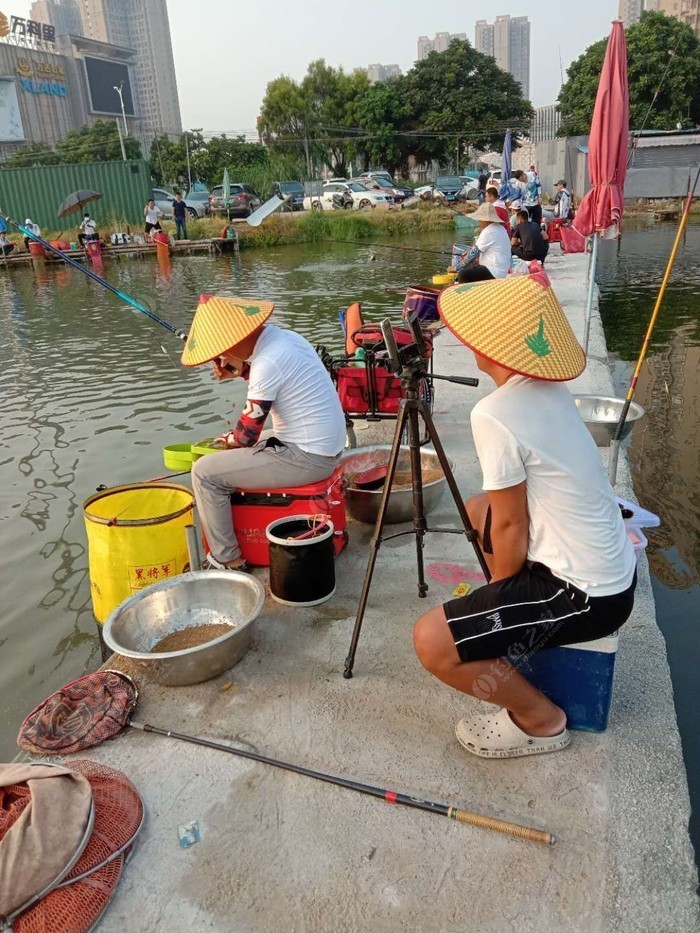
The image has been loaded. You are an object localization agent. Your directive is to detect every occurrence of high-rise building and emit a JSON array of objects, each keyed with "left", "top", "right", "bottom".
[
  {"left": 31, "top": 0, "right": 82, "bottom": 35},
  {"left": 416, "top": 32, "right": 467, "bottom": 60},
  {"left": 530, "top": 104, "right": 561, "bottom": 143},
  {"left": 367, "top": 63, "right": 401, "bottom": 83},
  {"left": 618, "top": 0, "right": 659, "bottom": 28},
  {"left": 28, "top": 0, "right": 182, "bottom": 144},
  {"left": 657, "top": 0, "right": 700, "bottom": 38},
  {"left": 474, "top": 15, "right": 531, "bottom": 99}
]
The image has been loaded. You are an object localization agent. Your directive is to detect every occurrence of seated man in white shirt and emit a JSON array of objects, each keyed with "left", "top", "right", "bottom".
[
  {"left": 414, "top": 272, "right": 637, "bottom": 759},
  {"left": 182, "top": 296, "right": 346, "bottom": 571}
]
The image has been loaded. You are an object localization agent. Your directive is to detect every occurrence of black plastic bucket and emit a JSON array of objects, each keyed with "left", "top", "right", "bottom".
[{"left": 266, "top": 517, "right": 336, "bottom": 607}]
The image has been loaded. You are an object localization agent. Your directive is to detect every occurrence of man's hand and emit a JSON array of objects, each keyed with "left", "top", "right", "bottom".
[
  {"left": 212, "top": 358, "right": 239, "bottom": 381},
  {"left": 487, "top": 482, "right": 529, "bottom": 582}
]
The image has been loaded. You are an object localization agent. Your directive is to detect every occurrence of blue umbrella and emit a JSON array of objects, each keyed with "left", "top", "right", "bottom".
[{"left": 499, "top": 130, "right": 512, "bottom": 200}]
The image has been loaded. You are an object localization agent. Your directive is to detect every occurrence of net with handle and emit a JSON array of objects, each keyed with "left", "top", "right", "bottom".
[{"left": 17, "top": 671, "right": 138, "bottom": 756}]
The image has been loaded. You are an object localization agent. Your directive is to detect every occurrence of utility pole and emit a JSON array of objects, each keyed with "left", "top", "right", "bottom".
[
  {"left": 115, "top": 118, "right": 127, "bottom": 161},
  {"left": 113, "top": 82, "right": 128, "bottom": 138},
  {"left": 185, "top": 131, "right": 192, "bottom": 191}
]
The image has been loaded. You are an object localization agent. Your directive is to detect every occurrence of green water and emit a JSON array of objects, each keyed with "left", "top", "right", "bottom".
[{"left": 0, "top": 229, "right": 698, "bottom": 864}]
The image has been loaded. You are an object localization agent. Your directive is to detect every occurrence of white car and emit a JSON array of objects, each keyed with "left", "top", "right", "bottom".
[
  {"left": 152, "top": 188, "right": 207, "bottom": 219},
  {"left": 304, "top": 182, "right": 394, "bottom": 211}
]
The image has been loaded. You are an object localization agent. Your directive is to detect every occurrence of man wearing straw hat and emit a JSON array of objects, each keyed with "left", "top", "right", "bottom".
[
  {"left": 182, "top": 296, "right": 346, "bottom": 571},
  {"left": 413, "top": 272, "right": 637, "bottom": 758}
]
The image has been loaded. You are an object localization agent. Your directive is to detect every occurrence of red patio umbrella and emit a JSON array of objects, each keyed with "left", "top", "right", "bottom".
[{"left": 574, "top": 20, "right": 629, "bottom": 351}]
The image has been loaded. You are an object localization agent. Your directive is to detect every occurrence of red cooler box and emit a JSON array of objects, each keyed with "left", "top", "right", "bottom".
[{"left": 215, "top": 468, "right": 347, "bottom": 567}]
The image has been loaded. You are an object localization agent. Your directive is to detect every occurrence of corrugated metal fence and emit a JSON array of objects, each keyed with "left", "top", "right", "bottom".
[{"left": 0, "top": 160, "right": 152, "bottom": 232}]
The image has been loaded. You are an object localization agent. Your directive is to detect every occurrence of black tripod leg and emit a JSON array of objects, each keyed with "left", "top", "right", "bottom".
[
  {"left": 343, "top": 401, "right": 411, "bottom": 679},
  {"left": 407, "top": 402, "right": 428, "bottom": 597},
  {"left": 418, "top": 402, "right": 492, "bottom": 582}
]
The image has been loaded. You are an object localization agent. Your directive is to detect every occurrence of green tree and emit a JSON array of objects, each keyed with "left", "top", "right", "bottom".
[
  {"left": 350, "top": 78, "right": 413, "bottom": 176},
  {"left": 558, "top": 11, "right": 700, "bottom": 136},
  {"left": 2, "top": 143, "right": 61, "bottom": 168},
  {"left": 56, "top": 120, "right": 141, "bottom": 163},
  {"left": 259, "top": 61, "right": 370, "bottom": 175},
  {"left": 399, "top": 39, "right": 533, "bottom": 168}
]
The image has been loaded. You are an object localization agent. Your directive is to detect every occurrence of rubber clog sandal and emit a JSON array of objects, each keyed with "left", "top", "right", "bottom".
[{"left": 455, "top": 707, "right": 571, "bottom": 759}]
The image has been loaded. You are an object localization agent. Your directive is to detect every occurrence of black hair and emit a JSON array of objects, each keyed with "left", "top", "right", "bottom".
[
  {"left": 516, "top": 209, "right": 529, "bottom": 222},
  {"left": 513, "top": 170, "right": 526, "bottom": 181},
  {"left": 457, "top": 264, "right": 495, "bottom": 284}
]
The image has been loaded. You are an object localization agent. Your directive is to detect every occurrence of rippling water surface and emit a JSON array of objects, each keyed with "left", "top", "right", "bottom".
[{"left": 1, "top": 228, "right": 698, "bottom": 863}]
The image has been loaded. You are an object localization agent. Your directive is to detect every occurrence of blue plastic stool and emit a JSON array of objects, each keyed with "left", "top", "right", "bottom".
[{"left": 514, "top": 634, "right": 619, "bottom": 733}]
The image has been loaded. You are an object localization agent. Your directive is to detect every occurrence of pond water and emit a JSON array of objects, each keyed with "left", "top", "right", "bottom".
[{"left": 0, "top": 227, "right": 698, "bottom": 861}]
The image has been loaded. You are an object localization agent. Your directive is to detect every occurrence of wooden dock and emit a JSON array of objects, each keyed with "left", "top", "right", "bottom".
[
  {"left": 652, "top": 208, "right": 681, "bottom": 222},
  {"left": 0, "top": 238, "right": 239, "bottom": 268}
]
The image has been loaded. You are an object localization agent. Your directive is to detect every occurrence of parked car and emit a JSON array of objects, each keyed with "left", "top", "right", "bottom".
[
  {"left": 350, "top": 176, "right": 413, "bottom": 203},
  {"left": 303, "top": 182, "right": 393, "bottom": 211},
  {"left": 360, "top": 170, "right": 394, "bottom": 183},
  {"left": 208, "top": 184, "right": 262, "bottom": 218},
  {"left": 270, "top": 181, "right": 305, "bottom": 211},
  {"left": 152, "top": 188, "right": 205, "bottom": 219},
  {"left": 458, "top": 177, "right": 480, "bottom": 200},
  {"left": 183, "top": 188, "right": 211, "bottom": 217},
  {"left": 433, "top": 176, "right": 465, "bottom": 203}
]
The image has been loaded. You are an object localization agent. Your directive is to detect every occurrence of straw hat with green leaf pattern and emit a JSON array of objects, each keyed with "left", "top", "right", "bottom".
[
  {"left": 437, "top": 271, "right": 585, "bottom": 382},
  {"left": 181, "top": 294, "right": 274, "bottom": 367}
]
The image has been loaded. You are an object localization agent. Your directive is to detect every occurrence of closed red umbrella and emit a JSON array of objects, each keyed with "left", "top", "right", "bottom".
[
  {"left": 575, "top": 20, "right": 629, "bottom": 237},
  {"left": 574, "top": 20, "right": 629, "bottom": 353}
]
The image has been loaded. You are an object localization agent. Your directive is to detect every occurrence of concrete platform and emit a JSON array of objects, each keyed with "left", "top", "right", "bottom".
[{"left": 77, "top": 253, "right": 698, "bottom": 932}]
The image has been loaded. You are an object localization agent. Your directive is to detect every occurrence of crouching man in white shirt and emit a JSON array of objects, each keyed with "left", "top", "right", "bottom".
[
  {"left": 181, "top": 296, "right": 346, "bottom": 571},
  {"left": 413, "top": 272, "right": 637, "bottom": 759}
]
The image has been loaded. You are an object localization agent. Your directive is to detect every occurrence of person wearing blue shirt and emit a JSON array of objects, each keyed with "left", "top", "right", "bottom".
[{"left": 172, "top": 192, "right": 188, "bottom": 240}]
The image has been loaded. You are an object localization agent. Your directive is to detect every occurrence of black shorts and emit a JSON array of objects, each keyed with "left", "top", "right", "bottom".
[
  {"left": 444, "top": 561, "right": 637, "bottom": 663},
  {"left": 145, "top": 222, "right": 162, "bottom": 233}
]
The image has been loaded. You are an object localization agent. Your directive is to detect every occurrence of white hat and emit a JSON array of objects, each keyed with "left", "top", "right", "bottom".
[
  {"left": 469, "top": 202, "right": 506, "bottom": 224},
  {"left": 509, "top": 200, "right": 523, "bottom": 211}
]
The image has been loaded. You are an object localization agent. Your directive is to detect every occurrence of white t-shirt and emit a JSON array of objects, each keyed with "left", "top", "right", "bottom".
[
  {"left": 246, "top": 325, "right": 346, "bottom": 457},
  {"left": 471, "top": 375, "right": 636, "bottom": 596},
  {"left": 476, "top": 222, "right": 511, "bottom": 278},
  {"left": 80, "top": 218, "right": 97, "bottom": 235},
  {"left": 144, "top": 206, "right": 161, "bottom": 225}
]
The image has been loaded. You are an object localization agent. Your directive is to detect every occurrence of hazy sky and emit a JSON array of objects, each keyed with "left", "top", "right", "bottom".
[{"left": 7, "top": 0, "right": 619, "bottom": 134}]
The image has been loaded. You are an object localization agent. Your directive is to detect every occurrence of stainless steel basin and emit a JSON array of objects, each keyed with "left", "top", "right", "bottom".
[
  {"left": 103, "top": 570, "right": 265, "bottom": 686},
  {"left": 341, "top": 445, "right": 451, "bottom": 524},
  {"left": 572, "top": 395, "right": 645, "bottom": 447}
]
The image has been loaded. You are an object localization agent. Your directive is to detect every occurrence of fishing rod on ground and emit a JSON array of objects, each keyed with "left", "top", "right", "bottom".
[
  {"left": 608, "top": 159, "right": 700, "bottom": 485},
  {"left": 129, "top": 721, "right": 556, "bottom": 846}
]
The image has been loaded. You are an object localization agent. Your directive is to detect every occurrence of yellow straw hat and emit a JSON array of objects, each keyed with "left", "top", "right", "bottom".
[
  {"left": 438, "top": 270, "right": 586, "bottom": 382},
  {"left": 181, "top": 294, "right": 274, "bottom": 367}
]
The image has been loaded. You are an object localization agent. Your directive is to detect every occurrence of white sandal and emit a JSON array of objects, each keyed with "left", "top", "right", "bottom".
[{"left": 455, "top": 707, "right": 571, "bottom": 759}]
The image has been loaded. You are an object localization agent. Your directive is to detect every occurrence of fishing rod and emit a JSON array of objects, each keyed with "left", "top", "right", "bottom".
[
  {"left": 130, "top": 721, "right": 556, "bottom": 846},
  {"left": 608, "top": 160, "right": 700, "bottom": 484},
  {"left": 325, "top": 239, "right": 453, "bottom": 258},
  {"left": 0, "top": 212, "right": 188, "bottom": 342}
]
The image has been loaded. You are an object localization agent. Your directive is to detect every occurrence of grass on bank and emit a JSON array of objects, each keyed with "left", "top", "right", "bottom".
[{"left": 3, "top": 204, "right": 460, "bottom": 252}]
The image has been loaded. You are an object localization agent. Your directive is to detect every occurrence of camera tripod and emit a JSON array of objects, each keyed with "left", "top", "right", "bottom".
[{"left": 343, "top": 319, "right": 492, "bottom": 679}]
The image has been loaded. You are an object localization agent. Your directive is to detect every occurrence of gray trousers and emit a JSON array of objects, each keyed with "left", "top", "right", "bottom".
[{"left": 191, "top": 438, "right": 341, "bottom": 563}]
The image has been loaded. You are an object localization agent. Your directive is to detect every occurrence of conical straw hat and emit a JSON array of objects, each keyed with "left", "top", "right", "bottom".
[
  {"left": 469, "top": 202, "right": 505, "bottom": 224},
  {"left": 181, "top": 295, "right": 274, "bottom": 367},
  {"left": 438, "top": 270, "right": 586, "bottom": 382}
]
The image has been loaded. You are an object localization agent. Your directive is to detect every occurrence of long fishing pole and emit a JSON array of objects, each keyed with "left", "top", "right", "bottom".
[
  {"left": 0, "top": 213, "right": 188, "bottom": 342},
  {"left": 130, "top": 721, "right": 556, "bottom": 846},
  {"left": 325, "top": 239, "right": 453, "bottom": 257},
  {"left": 608, "top": 160, "right": 700, "bottom": 484}
]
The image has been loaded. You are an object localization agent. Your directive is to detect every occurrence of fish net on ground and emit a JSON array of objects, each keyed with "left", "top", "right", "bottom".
[
  {"left": 13, "top": 854, "right": 125, "bottom": 933},
  {"left": 16, "top": 671, "right": 138, "bottom": 756},
  {"left": 59, "top": 761, "right": 144, "bottom": 885}
]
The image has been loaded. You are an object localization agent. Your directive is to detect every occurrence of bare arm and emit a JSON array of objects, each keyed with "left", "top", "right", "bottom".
[{"left": 487, "top": 481, "right": 529, "bottom": 582}]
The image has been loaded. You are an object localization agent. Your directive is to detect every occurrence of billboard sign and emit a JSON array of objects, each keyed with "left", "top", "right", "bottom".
[
  {"left": 83, "top": 57, "right": 135, "bottom": 117},
  {"left": 0, "top": 77, "right": 25, "bottom": 141}
]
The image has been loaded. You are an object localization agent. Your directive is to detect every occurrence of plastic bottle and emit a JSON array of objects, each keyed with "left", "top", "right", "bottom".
[{"left": 354, "top": 347, "right": 366, "bottom": 368}]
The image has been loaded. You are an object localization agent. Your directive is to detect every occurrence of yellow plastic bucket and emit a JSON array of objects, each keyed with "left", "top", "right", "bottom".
[
  {"left": 84, "top": 483, "right": 195, "bottom": 624},
  {"left": 432, "top": 272, "right": 456, "bottom": 287}
]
